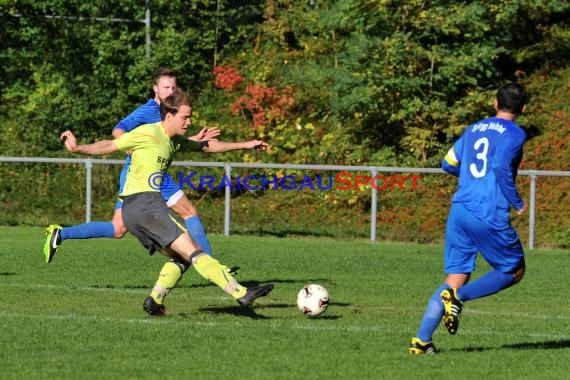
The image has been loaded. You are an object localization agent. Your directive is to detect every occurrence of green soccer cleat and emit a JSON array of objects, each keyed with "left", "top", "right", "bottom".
[
  {"left": 143, "top": 296, "right": 167, "bottom": 316},
  {"left": 409, "top": 337, "right": 436, "bottom": 355},
  {"left": 44, "top": 224, "right": 62, "bottom": 264},
  {"left": 441, "top": 288, "right": 463, "bottom": 335},
  {"left": 237, "top": 283, "right": 274, "bottom": 308}
]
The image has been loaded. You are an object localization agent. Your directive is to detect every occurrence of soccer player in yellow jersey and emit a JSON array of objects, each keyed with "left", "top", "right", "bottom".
[{"left": 60, "top": 88, "right": 273, "bottom": 313}]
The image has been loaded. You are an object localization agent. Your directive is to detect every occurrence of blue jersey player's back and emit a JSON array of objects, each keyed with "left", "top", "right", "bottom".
[{"left": 444, "top": 117, "right": 526, "bottom": 228}]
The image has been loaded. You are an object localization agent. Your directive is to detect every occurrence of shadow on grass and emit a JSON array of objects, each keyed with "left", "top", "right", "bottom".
[
  {"left": 265, "top": 303, "right": 343, "bottom": 320},
  {"left": 502, "top": 339, "right": 570, "bottom": 350},
  {"left": 195, "top": 296, "right": 348, "bottom": 321},
  {"left": 196, "top": 305, "right": 272, "bottom": 319},
  {"left": 451, "top": 339, "right": 570, "bottom": 352},
  {"left": 113, "top": 277, "right": 325, "bottom": 291},
  {"left": 194, "top": 303, "right": 343, "bottom": 320}
]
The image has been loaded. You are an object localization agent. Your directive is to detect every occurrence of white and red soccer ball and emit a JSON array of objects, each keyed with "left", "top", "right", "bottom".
[{"left": 297, "top": 284, "right": 329, "bottom": 317}]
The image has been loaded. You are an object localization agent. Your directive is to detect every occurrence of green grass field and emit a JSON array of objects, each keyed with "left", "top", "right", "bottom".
[{"left": 1, "top": 227, "right": 568, "bottom": 379}]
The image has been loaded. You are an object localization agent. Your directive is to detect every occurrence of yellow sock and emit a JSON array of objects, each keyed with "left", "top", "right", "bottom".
[
  {"left": 150, "top": 261, "right": 183, "bottom": 304},
  {"left": 192, "top": 254, "right": 247, "bottom": 299}
]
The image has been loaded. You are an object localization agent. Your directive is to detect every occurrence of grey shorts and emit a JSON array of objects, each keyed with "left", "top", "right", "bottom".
[{"left": 121, "top": 192, "right": 186, "bottom": 255}]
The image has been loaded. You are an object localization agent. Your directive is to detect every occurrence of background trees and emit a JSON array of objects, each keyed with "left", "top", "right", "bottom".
[
  {"left": 1, "top": 0, "right": 569, "bottom": 244},
  {"left": 2, "top": 0, "right": 569, "bottom": 162}
]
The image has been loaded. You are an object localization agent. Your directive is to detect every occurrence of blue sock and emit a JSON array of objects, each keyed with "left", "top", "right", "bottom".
[
  {"left": 416, "top": 283, "right": 449, "bottom": 342},
  {"left": 185, "top": 216, "right": 212, "bottom": 256},
  {"left": 457, "top": 271, "right": 515, "bottom": 302},
  {"left": 61, "top": 222, "right": 115, "bottom": 241}
]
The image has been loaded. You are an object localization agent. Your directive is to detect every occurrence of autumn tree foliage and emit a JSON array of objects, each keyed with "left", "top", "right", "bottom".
[
  {"left": 213, "top": 66, "right": 244, "bottom": 91},
  {"left": 214, "top": 65, "right": 294, "bottom": 129}
]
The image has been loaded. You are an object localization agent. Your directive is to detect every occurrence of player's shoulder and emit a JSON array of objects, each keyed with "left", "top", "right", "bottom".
[
  {"left": 501, "top": 119, "right": 526, "bottom": 142},
  {"left": 142, "top": 98, "right": 159, "bottom": 108},
  {"left": 131, "top": 99, "right": 159, "bottom": 115},
  {"left": 120, "top": 122, "right": 160, "bottom": 138},
  {"left": 135, "top": 122, "right": 161, "bottom": 133}
]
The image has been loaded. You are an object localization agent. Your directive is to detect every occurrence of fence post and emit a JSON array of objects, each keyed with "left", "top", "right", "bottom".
[
  {"left": 224, "top": 164, "right": 232, "bottom": 236},
  {"left": 370, "top": 168, "right": 378, "bottom": 242},
  {"left": 144, "top": 0, "right": 151, "bottom": 59},
  {"left": 529, "top": 172, "right": 537, "bottom": 249},
  {"left": 85, "top": 158, "right": 93, "bottom": 223}
]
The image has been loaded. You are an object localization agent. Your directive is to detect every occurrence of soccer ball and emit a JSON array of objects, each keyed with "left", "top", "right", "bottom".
[{"left": 297, "top": 284, "right": 329, "bottom": 317}]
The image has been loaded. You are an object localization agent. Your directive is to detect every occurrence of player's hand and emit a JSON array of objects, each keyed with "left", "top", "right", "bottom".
[
  {"left": 190, "top": 127, "right": 220, "bottom": 142},
  {"left": 248, "top": 140, "right": 269, "bottom": 151},
  {"left": 60, "top": 130, "right": 78, "bottom": 152},
  {"left": 203, "top": 127, "right": 221, "bottom": 141},
  {"left": 516, "top": 202, "right": 528, "bottom": 215}
]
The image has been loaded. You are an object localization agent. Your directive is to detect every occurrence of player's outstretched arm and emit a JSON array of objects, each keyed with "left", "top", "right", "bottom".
[
  {"left": 203, "top": 139, "right": 268, "bottom": 153},
  {"left": 60, "top": 130, "right": 118, "bottom": 156}
]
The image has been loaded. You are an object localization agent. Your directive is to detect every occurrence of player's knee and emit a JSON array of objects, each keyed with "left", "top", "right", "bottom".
[
  {"left": 179, "top": 208, "right": 198, "bottom": 220},
  {"left": 445, "top": 273, "right": 470, "bottom": 288},
  {"left": 112, "top": 221, "right": 128, "bottom": 239},
  {"left": 513, "top": 265, "right": 525, "bottom": 284},
  {"left": 171, "top": 197, "right": 198, "bottom": 219},
  {"left": 182, "top": 201, "right": 198, "bottom": 218},
  {"left": 169, "top": 258, "right": 189, "bottom": 273}
]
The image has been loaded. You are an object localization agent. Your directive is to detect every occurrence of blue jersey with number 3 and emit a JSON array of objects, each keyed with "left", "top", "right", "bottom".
[{"left": 442, "top": 117, "right": 526, "bottom": 228}]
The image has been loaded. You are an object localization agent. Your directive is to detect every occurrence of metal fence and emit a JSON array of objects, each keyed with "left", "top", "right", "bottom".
[{"left": 1, "top": 156, "right": 569, "bottom": 249}]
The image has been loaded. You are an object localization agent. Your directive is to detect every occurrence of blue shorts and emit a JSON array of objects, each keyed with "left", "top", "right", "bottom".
[
  {"left": 115, "top": 159, "right": 184, "bottom": 209},
  {"left": 444, "top": 202, "right": 524, "bottom": 274}
]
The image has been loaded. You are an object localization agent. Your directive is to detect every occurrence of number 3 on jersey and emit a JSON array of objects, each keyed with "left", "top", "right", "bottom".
[{"left": 469, "top": 137, "right": 489, "bottom": 178}]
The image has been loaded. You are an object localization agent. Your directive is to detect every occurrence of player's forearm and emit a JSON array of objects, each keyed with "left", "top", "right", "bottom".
[
  {"left": 72, "top": 140, "right": 118, "bottom": 156},
  {"left": 442, "top": 159, "right": 460, "bottom": 177},
  {"left": 203, "top": 140, "right": 252, "bottom": 153},
  {"left": 495, "top": 166, "right": 524, "bottom": 211}
]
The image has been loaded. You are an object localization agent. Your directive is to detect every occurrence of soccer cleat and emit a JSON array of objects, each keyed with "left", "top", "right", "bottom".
[
  {"left": 44, "top": 224, "right": 62, "bottom": 264},
  {"left": 227, "top": 266, "right": 240, "bottom": 277},
  {"left": 237, "top": 283, "right": 274, "bottom": 308},
  {"left": 143, "top": 296, "right": 167, "bottom": 316},
  {"left": 441, "top": 288, "right": 463, "bottom": 335},
  {"left": 409, "top": 337, "right": 436, "bottom": 355}
]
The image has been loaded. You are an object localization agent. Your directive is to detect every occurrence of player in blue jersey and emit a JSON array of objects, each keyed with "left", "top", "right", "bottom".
[{"left": 409, "top": 83, "right": 529, "bottom": 355}]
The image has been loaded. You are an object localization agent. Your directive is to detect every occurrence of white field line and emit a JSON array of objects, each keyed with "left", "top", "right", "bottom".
[
  {"left": 0, "top": 283, "right": 570, "bottom": 332},
  {"left": 0, "top": 311, "right": 566, "bottom": 341},
  {"left": 464, "top": 308, "right": 570, "bottom": 320},
  {"left": 0, "top": 282, "right": 570, "bottom": 321},
  {"left": 0, "top": 311, "right": 213, "bottom": 326},
  {"left": 292, "top": 324, "right": 569, "bottom": 340},
  {"left": 1, "top": 282, "right": 239, "bottom": 302},
  {"left": 1, "top": 282, "right": 147, "bottom": 294}
]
